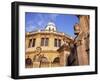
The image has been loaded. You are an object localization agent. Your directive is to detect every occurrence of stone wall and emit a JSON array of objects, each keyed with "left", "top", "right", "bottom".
[{"left": 74, "top": 15, "right": 90, "bottom": 65}]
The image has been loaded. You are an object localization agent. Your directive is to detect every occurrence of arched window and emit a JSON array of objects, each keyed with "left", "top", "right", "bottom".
[
  {"left": 53, "top": 57, "right": 60, "bottom": 63},
  {"left": 25, "top": 57, "right": 32, "bottom": 66},
  {"left": 41, "top": 57, "right": 48, "bottom": 63}
]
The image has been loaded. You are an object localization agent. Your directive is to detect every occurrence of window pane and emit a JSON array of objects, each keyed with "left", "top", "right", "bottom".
[
  {"left": 45, "top": 38, "right": 49, "bottom": 46},
  {"left": 32, "top": 39, "right": 36, "bottom": 47},
  {"left": 28, "top": 39, "right": 32, "bottom": 48},
  {"left": 41, "top": 38, "right": 44, "bottom": 46},
  {"left": 58, "top": 39, "right": 61, "bottom": 47},
  {"left": 54, "top": 39, "right": 57, "bottom": 47}
]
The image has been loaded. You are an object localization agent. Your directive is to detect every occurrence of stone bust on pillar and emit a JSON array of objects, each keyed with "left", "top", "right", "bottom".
[
  {"left": 74, "top": 23, "right": 89, "bottom": 65},
  {"left": 74, "top": 23, "right": 82, "bottom": 46}
]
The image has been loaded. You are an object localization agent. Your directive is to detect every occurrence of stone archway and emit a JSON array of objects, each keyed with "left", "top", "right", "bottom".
[
  {"left": 52, "top": 57, "right": 60, "bottom": 67},
  {"left": 40, "top": 56, "right": 49, "bottom": 67},
  {"left": 53, "top": 57, "right": 60, "bottom": 63}
]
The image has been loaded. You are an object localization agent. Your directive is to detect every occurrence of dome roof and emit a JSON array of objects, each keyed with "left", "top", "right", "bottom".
[
  {"left": 47, "top": 22, "right": 56, "bottom": 27},
  {"left": 45, "top": 22, "right": 57, "bottom": 31}
]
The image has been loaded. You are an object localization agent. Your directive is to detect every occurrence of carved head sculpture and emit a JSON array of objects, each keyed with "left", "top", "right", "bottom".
[
  {"left": 74, "top": 23, "right": 80, "bottom": 35},
  {"left": 36, "top": 47, "right": 42, "bottom": 55}
]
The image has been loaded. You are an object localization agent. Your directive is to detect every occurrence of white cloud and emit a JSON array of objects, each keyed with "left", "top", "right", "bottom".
[
  {"left": 26, "top": 25, "right": 37, "bottom": 32},
  {"left": 26, "top": 13, "right": 60, "bottom": 32},
  {"left": 50, "top": 14, "right": 59, "bottom": 21}
]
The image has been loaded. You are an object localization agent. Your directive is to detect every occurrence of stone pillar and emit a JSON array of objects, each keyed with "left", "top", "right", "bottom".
[
  {"left": 57, "top": 44, "right": 70, "bottom": 66},
  {"left": 74, "top": 15, "right": 89, "bottom": 65},
  {"left": 59, "top": 52, "right": 64, "bottom": 66},
  {"left": 64, "top": 51, "right": 70, "bottom": 66},
  {"left": 49, "top": 61, "right": 52, "bottom": 67},
  {"left": 75, "top": 37, "right": 89, "bottom": 65}
]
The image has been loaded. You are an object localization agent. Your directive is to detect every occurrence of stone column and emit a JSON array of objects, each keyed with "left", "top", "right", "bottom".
[
  {"left": 57, "top": 44, "right": 70, "bottom": 66},
  {"left": 74, "top": 18, "right": 89, "bottom": 65},
  {"left": 64, "top": 51, "right": 70, "bottom": 66},
  {"left": 59, "top": 51, "right": 70, "bottom": 66},
  {"left": 76, "top": 39, "right": 89, "bottom": 65},
  {"left": 59, "top": 52, "right": 64, "bottom": 66}
]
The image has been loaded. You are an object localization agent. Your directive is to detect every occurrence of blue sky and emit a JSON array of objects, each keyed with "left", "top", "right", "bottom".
[{"left": 25, "top": 12, "right": 79, "bottom": 37}]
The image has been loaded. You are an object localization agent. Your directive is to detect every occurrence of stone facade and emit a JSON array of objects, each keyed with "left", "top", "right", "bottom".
[
  {"left": 73, "top": 15, "right": 90, "bottom": 65},
  {"left": 25, "top": 22, "right": 73, "bottom": 68}
]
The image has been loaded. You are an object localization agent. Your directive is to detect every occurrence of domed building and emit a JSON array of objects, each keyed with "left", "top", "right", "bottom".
[
  {"left": 25, "top": 22, "right": 73, "bottom": 68},
  {"left": 45, "top": 22, "right": 57, "bottom": 31}
]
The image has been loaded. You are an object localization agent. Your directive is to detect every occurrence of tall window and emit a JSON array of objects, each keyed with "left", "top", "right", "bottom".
[
  {"left": 49, "top": 28, "right": 51, "bottom": 31},
  {"left": 41, "top": 38, "right": 44, "bottom": 46},
  {"left": 54, "top": 39, "right": 61, "bottom": 47},
  {"left": 54, "top": 39, "right": 57, "bottom": 47},
  {"left": 28, "top": 39, "right": 32, "bottom": 48},
  {"left": 32, "top": 39, "right": 36, "bottom": 47},
  {"left": 28, "top": 39, "right": 36, "bottom": 48},
  {"left": 45, "top": 38, "right": 49, "bottom": 46},
  {"left": 41, "top": 38, "right": 49, "bottom": 46},
  {"left": 58, "top": 39, "right": 61, "bottom": 47},
  {"left": 52, "top": 28, "right": 54, "bottom": 31}
]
